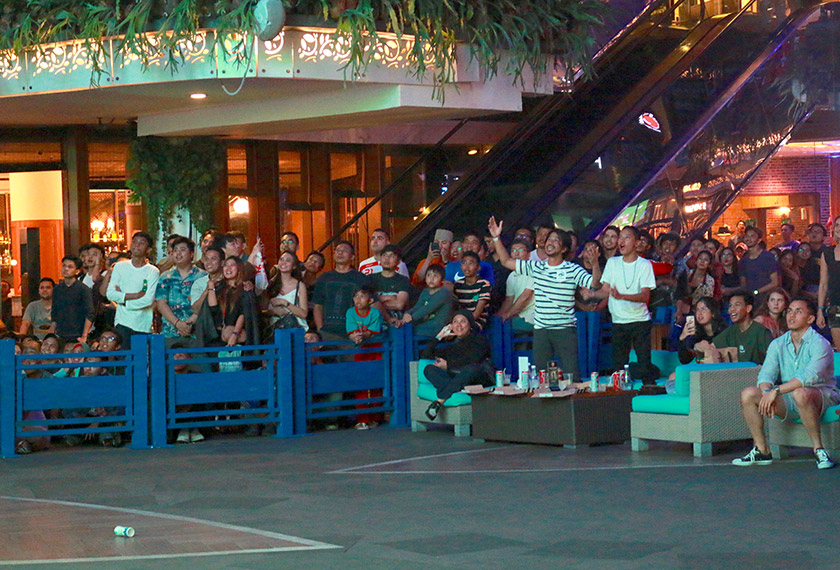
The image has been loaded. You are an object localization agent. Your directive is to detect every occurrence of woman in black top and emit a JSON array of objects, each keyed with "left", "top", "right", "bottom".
[
  {"left": 420, "top": 310, "right": 493, "bottom": 419},
  {"left": 719, "top": 247, "right": 741, "bottom": 298},
  {"left": 676, "top": 296, "right": 726, "bottom": 364},
  {"left": 817, "top": 215, "right": 840, "bottom": 348}
]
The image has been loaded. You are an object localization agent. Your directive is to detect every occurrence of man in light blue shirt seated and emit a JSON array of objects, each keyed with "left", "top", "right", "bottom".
[{"left": 733, "top": 296, "right": 840, "bottom": 469}]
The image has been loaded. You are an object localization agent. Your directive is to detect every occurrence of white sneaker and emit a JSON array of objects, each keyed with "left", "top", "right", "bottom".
[
  {"left": 815, "top": 448, "right": 835, "bottom": 470},
  {"left": 190, "top": 429, "right": 205, "bottom": 443},
  {"left": 176, "top": 429, "right": 190, "bottom": 443}
]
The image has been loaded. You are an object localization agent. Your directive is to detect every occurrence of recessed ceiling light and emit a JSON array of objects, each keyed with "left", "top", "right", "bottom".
[
  {"left": 467, "top": 148, "right": 478, "bottom": 155},
  {"left": 190, "top": 93, "right": 206, "bottom": 100}
]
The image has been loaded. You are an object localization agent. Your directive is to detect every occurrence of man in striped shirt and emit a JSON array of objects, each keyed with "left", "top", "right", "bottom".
[{"left": 489, "top": 217, "right": 601, "bottom": 375}]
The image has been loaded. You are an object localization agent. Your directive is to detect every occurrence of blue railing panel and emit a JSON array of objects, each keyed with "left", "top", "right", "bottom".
[
  {"left": 172, "top": 370, "right": 274, "bottom": 405},
  {"left": 310, "top": 361, "right": 387, "bottom": 394},
  {"left": 20, "top": 375, "right": 132, "bottom": 410}
]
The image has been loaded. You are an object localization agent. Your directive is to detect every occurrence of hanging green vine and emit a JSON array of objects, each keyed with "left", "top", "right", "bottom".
[
  {"left": 126, "top": 136, "right": 226, "bottom": 237},
  {"left": 0, "top": 0, "right": 607, "bottom": 91}
]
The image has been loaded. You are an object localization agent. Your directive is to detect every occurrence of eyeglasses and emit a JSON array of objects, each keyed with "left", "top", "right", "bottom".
[
  {"left": 511, "top": 248, "right": 527, "bottom": 253},
  {"left": 515, "top": 233, "right": 530, "bottom": 239},
  {"left": 101, "top": 335, "right": 117, "bottom": 342},
  {"left": 280, "top": 240, "right": 297, "bottom": 245}
]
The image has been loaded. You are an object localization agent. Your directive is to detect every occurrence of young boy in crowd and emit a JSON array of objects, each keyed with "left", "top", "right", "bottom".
[
  {"left": 346, "top": 285, "right": 383, "bottom": 430},
  {"left": 346, "top": 286, "right": 382, "bottom": 347},
  {"left": 453, "top": 251, "right": 491, "bottom": 331}
]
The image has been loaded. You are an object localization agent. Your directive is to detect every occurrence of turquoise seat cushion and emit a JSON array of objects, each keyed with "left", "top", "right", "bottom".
[
  {"left": 632, "top": 395, "right": 689, "bottom": 415},
  {"left": 834, "top": 353, "right": 840, "bottom": 376},
  {"left": 629, "top": 350, "right": 680, "bottom": 381},
  {"left": 673, "top": 362, "right": 757, "bottom": 397},
  {"left": 416, "top": 359, "right": 472, "bottom": 407},
  {"left": 790, "top": 403, "right": 840, "bottom": 425}
]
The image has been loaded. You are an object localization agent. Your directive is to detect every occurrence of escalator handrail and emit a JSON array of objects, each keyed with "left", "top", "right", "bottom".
[
  {"left": 315, "top": 118, "right": 469, "bottom": 253},
  {"left": 399, "top": 0, "right": 698, "bottom": 259},
  {"left": 582, "top": 3, "right": 829, "bottom": 251},
  {"left": 316, "top": 0, "right": 685, "bottom": 255}
]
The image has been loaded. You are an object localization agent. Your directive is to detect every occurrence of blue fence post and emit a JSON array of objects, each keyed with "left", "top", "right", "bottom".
[
  {"left": 587, "top": 311, "right": 601, "bottom": 376},
  {"left": 389, "top": 324, "right": 409, "bottom": 426},
  {"left": 148, "top": 334, "right": 170, "bottom": 448},
  {"left": 282, "top": 328, "right": 307, "bottom": 436},
  {"left": 489, "top": 316, "right": 505, "bottom": 371},
  {"left": 127, "top": 335, "right": 152, "bottom": 450},
  {"left": 0, "top": 339, "right": 17, "bottom": 458},
  {"left": 274, "top": 328, "right": 297, "bottom": 438},
  {"left": 576, "top": 310, "right": 589, "bottom": 377}
]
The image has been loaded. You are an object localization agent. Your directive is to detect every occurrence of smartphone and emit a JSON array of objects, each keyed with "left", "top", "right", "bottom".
[
  {"left": 431, "top": 241, "right": 440, "bottom": 252},
  {"left": 686, "top": 315, "right": 695, "bottom": 327}
]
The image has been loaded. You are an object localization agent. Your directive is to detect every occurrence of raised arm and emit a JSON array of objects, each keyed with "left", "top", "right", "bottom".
[{"left": 488, "top": 216, "right": 516, "bottom": 271}]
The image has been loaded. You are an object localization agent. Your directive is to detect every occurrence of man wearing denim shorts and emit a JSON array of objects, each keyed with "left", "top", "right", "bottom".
[{"left": 733, "top": 297, "right": 840, "bottom": 469}]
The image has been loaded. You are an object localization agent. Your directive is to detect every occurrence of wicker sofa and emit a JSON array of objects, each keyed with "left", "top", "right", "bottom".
[
  {"left": 767, "top": 352, "right": 840, "bottom": 458},
  {"left": 631, "top": 362, "right": 760, "bottom": 456},
  {"left": 409, "top": 359, "right": 473, "bottom": 437}
]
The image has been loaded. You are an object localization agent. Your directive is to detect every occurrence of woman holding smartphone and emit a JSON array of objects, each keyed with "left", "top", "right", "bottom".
[{"left": 676, "top": 296, "right": 726, "bottom": 364}]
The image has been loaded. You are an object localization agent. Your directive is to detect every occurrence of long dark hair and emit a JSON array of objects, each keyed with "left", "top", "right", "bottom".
[
  {"left": 695, "top": 296, "right": 726, "bottom": 337},
  {"left": 219, "top": 256, "right": 244, "bottom": 310},
  {"left": 720, "top": 247, "right": 739, "bottom": 276},
  {"left": 268, "top": 252, "right": 302, "bottom": 298}
]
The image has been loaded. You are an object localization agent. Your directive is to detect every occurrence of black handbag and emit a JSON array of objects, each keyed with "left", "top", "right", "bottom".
[{"left": 273, "top": 283, "right": 301, "bottom": 330}]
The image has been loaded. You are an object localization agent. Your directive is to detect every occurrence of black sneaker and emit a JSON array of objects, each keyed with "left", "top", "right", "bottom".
[
  {"left": 732, "top": 446, "right": 773, "bottom": 466},
  {"left": 815, "top": 448, "right": 835, "bottom": 470},
  {"left": 425, "top": 401, "right": 442, "bottom": 420}
]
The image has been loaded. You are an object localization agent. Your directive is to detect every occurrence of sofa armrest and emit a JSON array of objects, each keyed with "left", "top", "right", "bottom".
[{"left": 690, "top": 365, "right": 759, "bottom": 439}]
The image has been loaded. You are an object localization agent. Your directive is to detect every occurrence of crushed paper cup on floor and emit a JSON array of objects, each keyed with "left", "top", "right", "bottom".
[{"left": 114, "top": 526, "right": 135, "bottom": 537}]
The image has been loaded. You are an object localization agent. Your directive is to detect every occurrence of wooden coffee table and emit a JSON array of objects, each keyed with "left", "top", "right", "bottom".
[{"left": 471, "top": 389, "right": 636, "bottom": 447}]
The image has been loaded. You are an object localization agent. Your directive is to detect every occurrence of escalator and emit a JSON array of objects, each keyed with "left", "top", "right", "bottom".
[{"left": 398, "top": 0, "right": 830, "bottom": 259}]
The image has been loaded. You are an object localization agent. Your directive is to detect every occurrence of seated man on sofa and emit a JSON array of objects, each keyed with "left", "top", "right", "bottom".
[
  {"left": 696, "top": 290, "right": 771, "bottom": 365},
  {"left": 733, "top": 297, "right": 840, "bottom": 469}
]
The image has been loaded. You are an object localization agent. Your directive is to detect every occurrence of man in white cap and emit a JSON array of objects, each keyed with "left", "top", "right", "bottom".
[{"left": 412, "top": 229, "right": 454, "bottom": 287}]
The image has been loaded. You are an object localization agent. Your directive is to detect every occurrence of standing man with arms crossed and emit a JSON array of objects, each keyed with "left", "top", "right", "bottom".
[
  {"left": 739, "top": 225, "right": 779, "bottom": 307},
  {"left": 733, "top": 297, "right": 840, "bottom": 469},
  {"left": 489, "top": 217, "right": 600, "bottom": 376},
  {"left": 51, "top": 257, "right": 93, "bottom": 344},
  {"left": 106, "top": 232, "right": 160, "bottom": 347}
]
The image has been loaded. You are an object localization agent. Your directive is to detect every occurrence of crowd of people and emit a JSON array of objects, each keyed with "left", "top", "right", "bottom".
[{"left": 7, "top": 216, "right": 840, "bottom": 467}]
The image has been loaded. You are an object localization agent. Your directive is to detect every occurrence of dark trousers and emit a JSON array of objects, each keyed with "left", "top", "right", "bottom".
[
  {"left": 611, "top": 320, "right": 653, "bottom": 381},
  {"left": 114, "top": 325, "right": 145, "bottom": 349},
  {"left": 424, "top": 363, "right": 491, "bottom": 401},
  {"left": 532, "top": 327, "right": 579, "bottom": 376}
]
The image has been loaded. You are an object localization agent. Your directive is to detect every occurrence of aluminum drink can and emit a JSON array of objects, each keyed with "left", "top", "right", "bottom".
[
  {"left": 495, "top": 370, "right": 505, "bottom": 387},
  {"left": 519, "top": 370, "right": 529, "bottom": 390},
  {"left": 589, "top": 372, "right": 599, "bottom": 392},
  {"left": 539, "top": 370, "right": 546, "bottom": 387},
  {"left": 613, "top": 371, "right": 620, "bottom": 390},
  {"left": 619, "top": 370, "right": 627, "bottom": 388}
]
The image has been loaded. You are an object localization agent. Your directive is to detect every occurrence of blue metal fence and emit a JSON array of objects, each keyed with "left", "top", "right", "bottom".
[{"left": 0, "top": 310, "right": 661, "bottom": 457}]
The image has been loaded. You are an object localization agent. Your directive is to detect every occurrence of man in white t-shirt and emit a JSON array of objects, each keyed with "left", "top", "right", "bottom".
[
  {"left": 359, "top": 228, "right": 409, "bottom": 277},
  {"left": 497, "top": 239, "right": 535, "bottom": 332},
  {"left": 589, "top": 226, "right": 657, "bottom": 381},
  {"left": 106, "top": 231, "right": 160, "bottom": 347}
]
